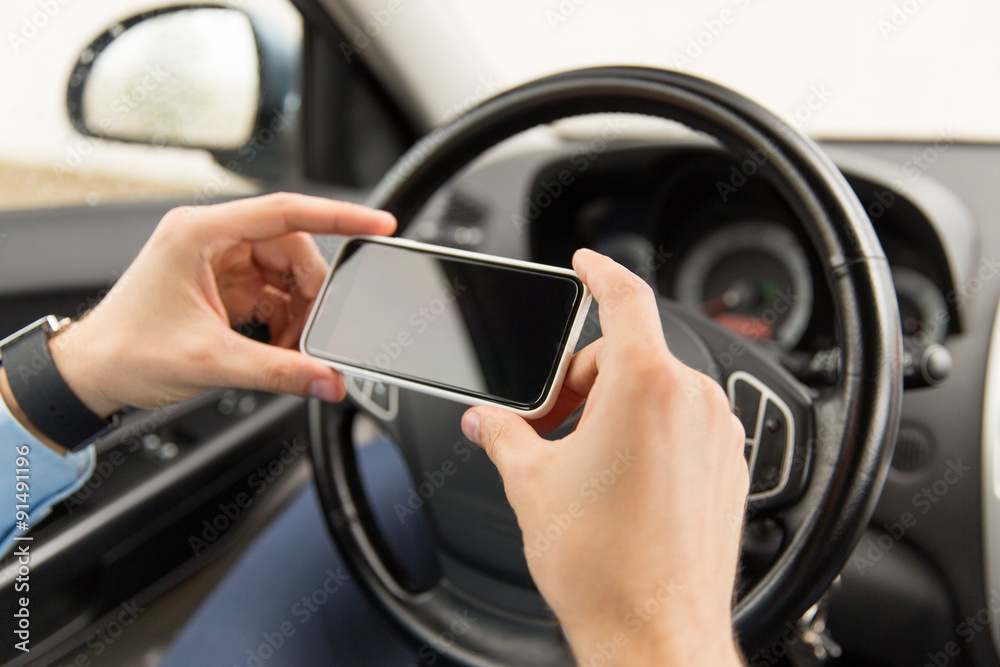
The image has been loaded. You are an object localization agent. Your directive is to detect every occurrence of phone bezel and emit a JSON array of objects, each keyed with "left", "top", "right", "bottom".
[{"left": 300, "top": 236, "right": 592, "bottom": 418}]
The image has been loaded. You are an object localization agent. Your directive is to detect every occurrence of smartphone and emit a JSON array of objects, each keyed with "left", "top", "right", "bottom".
[{"left": 300, "top": 236, "right": 592, "bottom": 417}]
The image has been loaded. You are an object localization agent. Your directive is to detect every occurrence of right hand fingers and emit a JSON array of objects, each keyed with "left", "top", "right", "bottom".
[
  {"left": 572, "top": 248, "right": 669, "bottom": 363},
  {"left": 462, "top": 406, "right": 544, "bottom": 477},
  {"left": 527, "top": 338, "right": 603, "bottom": 434}
]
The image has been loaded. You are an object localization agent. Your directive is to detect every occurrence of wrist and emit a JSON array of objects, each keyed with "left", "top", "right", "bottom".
[
  {"left": 48, "top": 319, "right": 123, "bottom": 419},
  {"left": 568, "top": 623, "right": 743, "bottom": 667},
  {"left": 563, "top": 597, "right": 743, "bottom": 667}
]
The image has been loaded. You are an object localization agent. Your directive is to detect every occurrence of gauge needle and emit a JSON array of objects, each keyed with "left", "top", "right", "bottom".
[
  {"left": 712, "top": 313, "right": 774, "bottom": 341},
  {"left": 700, "top": 281, "right": 757, "bottom": 315},
  {"left": 699, "top": 282, "right": 774, "bottom": 341},
  {"left": 700, "top": 283, "right": 752, "bottom": 316}
]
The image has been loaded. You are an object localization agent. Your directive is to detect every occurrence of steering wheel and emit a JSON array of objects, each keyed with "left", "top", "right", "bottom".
[{"left": 309, "top": 67, "right": 902, "bottom": 665}]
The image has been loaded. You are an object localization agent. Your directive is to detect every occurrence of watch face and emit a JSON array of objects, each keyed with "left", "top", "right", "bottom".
[
  {"left": 2, "top": 316, "right": 115, "bottom": 451},
  {"left": 0, "top": 315, "right": 63, "bottom": 351}
]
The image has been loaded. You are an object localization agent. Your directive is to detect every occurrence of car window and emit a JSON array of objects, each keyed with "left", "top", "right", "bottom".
[{"left": 0, "top": 0, "right": 302, "bottom": 211}]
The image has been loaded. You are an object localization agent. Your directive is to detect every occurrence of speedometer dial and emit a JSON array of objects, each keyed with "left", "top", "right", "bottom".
[
  {"left": 891, "top": 266, "right": 949, "bottom": 346},
  {"left": 673, "top": 221, "right": 814, "bottom": 346}
]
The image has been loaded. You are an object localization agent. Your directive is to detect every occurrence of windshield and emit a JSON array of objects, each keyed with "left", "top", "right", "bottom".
[{"left": 447, "top": 0, "right": 1000, "bottom": 141}]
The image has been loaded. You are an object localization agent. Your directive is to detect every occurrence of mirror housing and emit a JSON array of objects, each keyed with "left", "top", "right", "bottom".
[{"left": 67, "top": 6, "right": 299, "bottom": 181}]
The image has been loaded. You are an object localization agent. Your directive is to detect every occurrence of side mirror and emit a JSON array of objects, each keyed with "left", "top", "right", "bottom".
[{"left": 67, "top": 7, "right": 299, "bottom": 180}]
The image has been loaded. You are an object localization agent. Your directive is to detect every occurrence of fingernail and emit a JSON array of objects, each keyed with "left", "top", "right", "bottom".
[
  {"left": 461, "top": 411, "right": 481, "bottom": 446},
  {"left": 377, "top": 211, "right": 397, "bottom": 231},
  {"left": 308, "top": 378, "right": 342, "bottom": 403}
]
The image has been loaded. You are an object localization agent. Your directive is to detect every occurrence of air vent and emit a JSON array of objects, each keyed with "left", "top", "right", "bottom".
[
  {"left": 441, "top": 190, "right": 485, "bottom": 225},
  {"left": 413, "top": 190, "right": 487, "bottom": 247},
  {"left": 892, "top": 424, "right": 935, "bottom": 472}
]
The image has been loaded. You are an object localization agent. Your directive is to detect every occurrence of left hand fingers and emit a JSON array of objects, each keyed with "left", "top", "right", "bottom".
[
  {"left": 245, "top": 286, "right": 307, "bottom": 350},
  {"left": 253, "top": 234, "right": 329, "bottom": 347},
  {"left": 190, "top": 193, "right": 397, "bottom": 249},
  {"left": 253, "top": 231, "right": 329, "bottom": 301}
]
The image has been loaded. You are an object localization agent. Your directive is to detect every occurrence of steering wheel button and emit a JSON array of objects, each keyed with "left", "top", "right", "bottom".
[
  {"left": 752, "top": 401, "right": 791, "bottom": 494},
  {"left": 371, "top": 383, "right": 392, "bottom": 410},
  {"left": 732, "top": 378, "right": 763, "bottom": 436}
]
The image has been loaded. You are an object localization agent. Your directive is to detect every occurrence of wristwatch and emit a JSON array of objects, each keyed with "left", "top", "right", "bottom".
[{"left": 0, "top": 316, "right": 120, "bottom": 451}]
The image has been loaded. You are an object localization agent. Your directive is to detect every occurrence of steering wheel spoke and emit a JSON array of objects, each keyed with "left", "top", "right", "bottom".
[{"left": 662, "top": 301, "right": 816, "bottom": 511}]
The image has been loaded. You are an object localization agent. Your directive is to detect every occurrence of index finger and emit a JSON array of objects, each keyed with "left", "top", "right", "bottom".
[
  {"left": 190, "top": 192, "right": 397, "bottom": 244},
  {"left": 572, "top": 248, "right": 666, "bottom": 353}
]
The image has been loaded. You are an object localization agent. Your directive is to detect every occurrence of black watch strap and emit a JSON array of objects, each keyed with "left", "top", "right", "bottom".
[{"left": 1, "top": 317, "right": 117, "bottom": 451}]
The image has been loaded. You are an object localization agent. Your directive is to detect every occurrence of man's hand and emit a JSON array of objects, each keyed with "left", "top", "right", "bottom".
[
  {"left": 461, "top": 249, "right": 749, "bottom": 666},
  {"left": 48, "top": 193, "right": 396, "bottom": 417}
]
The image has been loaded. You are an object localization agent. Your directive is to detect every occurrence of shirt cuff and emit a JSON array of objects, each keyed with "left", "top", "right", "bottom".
[{"left": 0, "top": 396, "right": 95, "bottom": 558}]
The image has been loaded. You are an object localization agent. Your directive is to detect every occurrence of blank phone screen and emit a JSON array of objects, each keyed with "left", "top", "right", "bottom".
[{"left": 303, "top": 239, "right": 584, "bottom": 409}]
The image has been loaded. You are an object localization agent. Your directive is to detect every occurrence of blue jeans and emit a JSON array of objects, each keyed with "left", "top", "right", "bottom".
[{"left": 161, "top": 439, "right": 439, "bottom": 667}]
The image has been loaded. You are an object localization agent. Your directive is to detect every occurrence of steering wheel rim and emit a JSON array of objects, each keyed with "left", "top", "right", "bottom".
[{"left": 309, "top": 66, "right": 902, "bottom": 663}]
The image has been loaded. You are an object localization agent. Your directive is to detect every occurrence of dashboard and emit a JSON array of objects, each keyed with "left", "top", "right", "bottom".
[
  {"left": 415, "top": 140, "right": 974, "bottom": 391},
  {"left": 408, "top": 135, "right": 995, "bottom": 666},
  {"left": 522, "top": 145, "right": 969, "bottom": 384}
]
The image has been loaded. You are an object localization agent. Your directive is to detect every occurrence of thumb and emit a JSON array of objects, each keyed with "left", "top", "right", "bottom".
[
  {"left": 462, "top": 406, "right": 543, "bottom": 475},
  {"left": 219, "top": 338, "right": 346, "bottom": 401}
]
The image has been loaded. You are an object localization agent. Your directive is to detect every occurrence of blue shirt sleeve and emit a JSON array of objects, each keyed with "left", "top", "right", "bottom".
[{"left": 0, "top": 395, "right": 95, "bottom": 558}]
